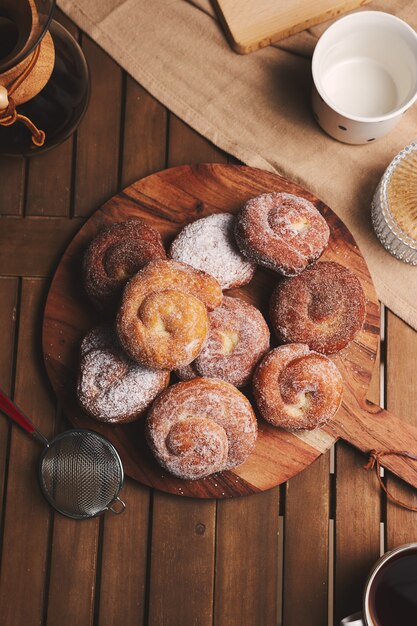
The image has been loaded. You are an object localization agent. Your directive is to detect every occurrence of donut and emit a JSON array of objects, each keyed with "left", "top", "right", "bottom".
[
  {"left": 175, "top": 296, "right": 270, "bottom": 388},
  {"left": 169, "top": 213, "right": 255, "bottom": 289},
  {"left": 146, "top": 377, "right": 258, "bottom": 479},
  {"left": 253, "top": 344, "right": 343, "bottom": 430},
  {"left": 270, "top": 261, "right": 366, "bottom": 354},
  {"left": 235, "top": 192, "right": 330, "bottom": 276},
  {"left": 116, "top": 259, "right": 223, "bottom": 370},
  {"left": 83, "top": 219, "right": 166, "bottom": 310},
  {"left": 77, "top": 324, "right": 170, "bottom": 423}
]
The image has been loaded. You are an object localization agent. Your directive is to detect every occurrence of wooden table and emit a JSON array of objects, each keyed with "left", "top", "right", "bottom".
[{"left": 0, "top": 10, "right": 416, "bottom": 626}]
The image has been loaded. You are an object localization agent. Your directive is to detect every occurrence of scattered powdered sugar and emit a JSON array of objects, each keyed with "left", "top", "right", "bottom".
[
  {"left": 77, "top": 324, "right": 169, "bottom": 423},
  {"left": 170, "top": 213, "right": 255, "bottom": 289}
]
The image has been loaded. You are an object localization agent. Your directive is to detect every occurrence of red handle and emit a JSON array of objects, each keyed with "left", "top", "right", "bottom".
[{"left": 0, "top": 388, "right": 48, "bottom": 445}]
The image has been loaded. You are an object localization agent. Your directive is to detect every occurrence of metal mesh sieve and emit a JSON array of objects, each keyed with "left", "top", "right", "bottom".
[{"left": 39, "top": 430, "right": 125, "bottom": 520}]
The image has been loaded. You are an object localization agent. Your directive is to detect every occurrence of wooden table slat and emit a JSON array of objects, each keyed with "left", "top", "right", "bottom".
[
  {"left": 214, "top": 489, "right": 280, "bottom": 626},
  {"left": 0, "top": 216, "right": 84, "bottom": 277},
  {"left": 334, "top": 335, "right": 382, "bottom": 624},
  {"left": 0, "top": 279, "right": 55, "bottom": 626},
  {"left": 0, "top": 157, "right": 25, "bottom": 217},
  {"left": 121, "top": 80, "right": 167, "bottom": 189},
  {"left": 386, "top": 312, "right": 417, "bottom": 547},
  {"left": 283, "top": 453, "right": 330, "bottom": 626},
  {"left": 73, "top": 37, "right": 123, "bottom": 217}
]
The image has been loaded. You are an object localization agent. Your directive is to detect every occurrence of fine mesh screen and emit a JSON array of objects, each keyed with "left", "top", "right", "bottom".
[{"left": 40, "top": 430, "right": 123, "bottom": 519}]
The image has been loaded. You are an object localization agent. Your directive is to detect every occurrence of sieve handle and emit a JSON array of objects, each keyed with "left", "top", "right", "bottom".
[{"left": 0, "top": 388, "right": 49, "bottom": 446}]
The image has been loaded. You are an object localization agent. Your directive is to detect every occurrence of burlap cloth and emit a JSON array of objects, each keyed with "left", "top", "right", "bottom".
[{"left": 58, "top": 0, "right": 417, "bottom": 330}]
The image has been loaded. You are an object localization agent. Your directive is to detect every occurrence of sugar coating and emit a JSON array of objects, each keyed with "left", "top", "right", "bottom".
[
  {"left": 83, "top": 219, "right": 166, "bottom": 310},
  {"left": 270, "top": 261, "right": 366, "bottom": 354},
  {"left": 253, "top": 344, "right": 343, "bottom": 430},
  {"left": 170, "top": 213, "right": 255, "bottom": 289},
  {"left": 235, "top": 192, "right": 329, "bottom": 276},
  {"left": 176, "top": 296, "right": 270, "bottom": 388},
  {"left": 116, "top": 260, "right": 223, "bottom": 370},
  {"left": 146, "top": 378, "right": 258, "bottom": 480},
  {"left": 77, "top": 324, "right": 169, "bottom": 423}
]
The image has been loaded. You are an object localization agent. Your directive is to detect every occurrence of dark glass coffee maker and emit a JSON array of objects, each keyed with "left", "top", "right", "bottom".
[{"left": 0, "top": 0, "right": 89, "bottom": 156}]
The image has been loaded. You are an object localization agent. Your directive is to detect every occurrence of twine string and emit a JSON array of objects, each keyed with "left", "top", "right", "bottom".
[
  {"left": 0, "top": 43, "right": 46, "bottom": 147},
  {"left": 364, "top": 449, "right": 417, "bottom": 512}
]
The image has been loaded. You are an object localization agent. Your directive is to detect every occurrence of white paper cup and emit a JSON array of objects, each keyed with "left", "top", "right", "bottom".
[{"left": 312, "top": 11, "right": 417, "bottom": 144}]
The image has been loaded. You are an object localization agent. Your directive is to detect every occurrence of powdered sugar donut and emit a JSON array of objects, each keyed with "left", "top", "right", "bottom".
[
  {"left": 235, "top": 192, "right": 330, "bottom": 276},
  {"left": 77, "top": 324, "right": 169, "bottom": 423},
  {"left": 176, "top": 296, "right": 270, "bottom": 387},
  {"left": 270, "top": 261, "right": 366, "bottom": 354},
  {"left": 169, "top": 213, "right": 255, "bottom": 289},
  {"left": 253, "top": 344, "right": 343, "bottom": 430},
  {"left": 146, "top": 377, "right": 258, "bottom": 480}
]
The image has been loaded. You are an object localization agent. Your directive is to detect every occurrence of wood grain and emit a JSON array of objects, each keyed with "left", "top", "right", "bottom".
[
  {"left": 212, "top": 0, "right": 370, "bottom": 54},
  {"left": 74, "top": 36, "right": 122, "bottom": 217},
  {"left": 0, "top": 279, "right": 54, "bottom": 626},
  {"left": 386, "top": 312, "right": 417, "bottom": 548},
  {"left": 0, "top": 216, "right": 84, "bottom": 276},
  {"left": 0, "top": 278, "right": 18, "bottom": 545},
  {"left": 214, "top": 489, "right": 280, "bottom": 625},
  {"left": 42, "top": 162, "right": 401, "bottom": 499}
]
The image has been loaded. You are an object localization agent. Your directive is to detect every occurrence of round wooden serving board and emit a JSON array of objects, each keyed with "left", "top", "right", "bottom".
[{"left": 43, "top": 164, "right": 417, "bottom": 499}]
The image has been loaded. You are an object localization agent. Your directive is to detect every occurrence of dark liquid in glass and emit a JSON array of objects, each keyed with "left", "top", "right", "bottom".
[
  {"left": 0, "top": 15, "right": 19, "bottom": 59},
  {"left": 369, "top": 549, "right": 417, "bottom": 626}
]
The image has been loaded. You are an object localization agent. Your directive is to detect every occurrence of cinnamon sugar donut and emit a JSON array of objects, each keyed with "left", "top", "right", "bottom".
[
  {"left": 169, "top": 213, "right": 255, "bottom": 289},
  {"left": 83, "top": 219, "right": 166, "bottom": 310},
  {"left": 77, "top": 325, "right": 169, "bottom": 423},
  {"left": 253, "top": 344, "right": 343, "bottom": 430},
  {"left": 235, "top": 192, "right": 330, "bottom": 276},
  {"left": 270, "top": 261, "right": 366, "bottom": 354},
  {"left": 117, "top": 260, "right": 223, "bottom": 370},
  {"left": 176, "top": 296, "right": 270, "bottom": 387},
  {"left": 146, "top": 378, "right": 258, "bottom": 479}
]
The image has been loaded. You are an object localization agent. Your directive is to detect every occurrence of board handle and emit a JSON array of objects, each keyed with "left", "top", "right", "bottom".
[{"left": 327, "top": 398, "right": 417, "bottom": 492}]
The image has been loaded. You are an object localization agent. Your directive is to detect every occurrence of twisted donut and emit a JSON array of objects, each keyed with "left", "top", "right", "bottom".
[
  {"left": 235, "top": 192, "right": 329, "bottom": 276},
  {"left": 146, "top": 378, "right": 258, "bottom": 479},
  {"left": 83, "top": 219, "right": 166, "bottom": 310},
  {"left": 270, "top": 261, "right": 366, "bottom": 354},
  {"left": 253, "top": 344, "right": 343, "bottom": 430},
  {"left": 116, "top": 260, "right": 223, "bottom": 370},
  {"left": 77, "top": 324, "right": 169, "bottom": 423},
  {"left": 169, "top": 213, "right": 255, "bottom": 289},
  {"left": 176, "top": 296, "right": 270, "bottom": 388}
]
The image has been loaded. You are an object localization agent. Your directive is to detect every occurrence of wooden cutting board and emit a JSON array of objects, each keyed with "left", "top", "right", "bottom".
[
  {"left": 42, "top": 163, "right": 417, "bottom": 499},
  {"left": 212, "top": 0, "right": 370, "bottom": 54}
]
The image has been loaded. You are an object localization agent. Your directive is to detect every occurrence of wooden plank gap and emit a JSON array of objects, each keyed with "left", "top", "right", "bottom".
[
  {"left": 22, "top": 157, "right": 29, "bottom": 218},
  {"left": 142, "top": 489, "right": 155, "bottom": 626},
  {"left": 328, "top": 518, "right": 335, "bottom": 626},
  {"left": 279, "top": 481, "right": 286, "bottom": 516},
  {"left": 41, "top": 509, "right": 56, "bottom": 626},
  {"left": 276, "top": 514, "right": 284, "bottom": 626},
  {"left": 210, "top": 499, "right": 219, "bottom": 626},
  {"left": 93, "top": 516, "right": 105, "bottom": 626},
  {"left": 0, "top": 277, "right": 21, "bottom": 574},
  {"left": 117, "top": 71, "right": 128, "bottom": 191},
  {"left": 380, "top": 521, "right": 385, "bottom": 557}
]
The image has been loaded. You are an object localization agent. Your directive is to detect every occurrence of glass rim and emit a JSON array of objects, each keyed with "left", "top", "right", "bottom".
[{"left": 377, "top": 142, "right": 417, "bottom": 249}]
